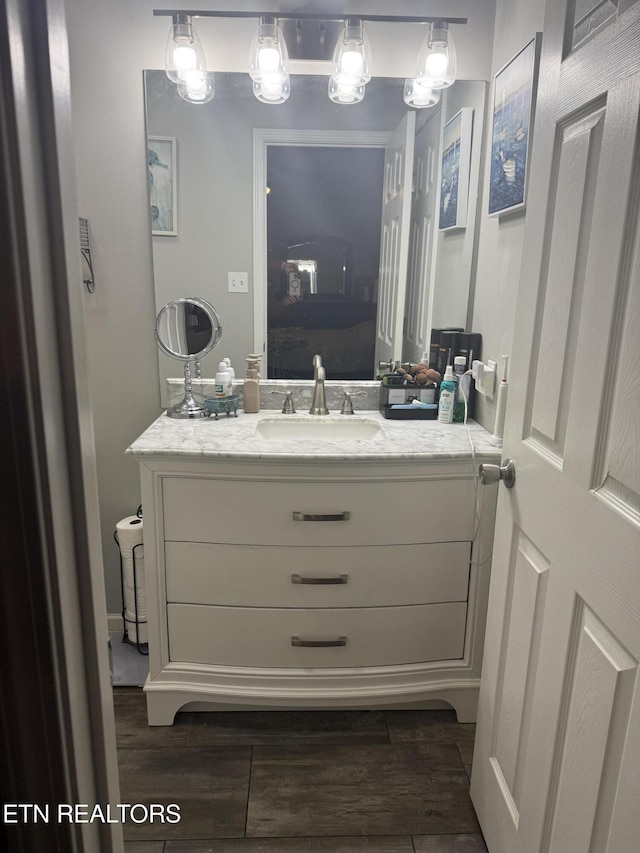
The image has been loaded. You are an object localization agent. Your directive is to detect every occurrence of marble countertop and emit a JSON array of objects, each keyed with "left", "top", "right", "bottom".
[{"left": 127, "top": 409, "right": 502, "bottom": 462}]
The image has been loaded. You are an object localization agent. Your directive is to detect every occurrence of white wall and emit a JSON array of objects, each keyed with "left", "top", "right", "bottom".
[
  {"left": 65, "top": 0, "right": 496, "bottom": 611},
  {"left": 469, "top": 0, "right": 547, "bottom": 430}
]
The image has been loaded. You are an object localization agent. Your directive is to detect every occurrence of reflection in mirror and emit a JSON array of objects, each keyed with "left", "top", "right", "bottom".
[
  {"left": 144, "top": 71, "right": 486, "bottom": 393},
  {"left": 155, "top": 298, "right": 222, "bottom": 418},
  {"left": 267, "top": 145, "right": 383, "bottom": 379}
]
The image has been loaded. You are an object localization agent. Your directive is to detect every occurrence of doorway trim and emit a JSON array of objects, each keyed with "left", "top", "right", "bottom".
[{"left": 252, "top": 128, "right": 392, "bottom": 371}]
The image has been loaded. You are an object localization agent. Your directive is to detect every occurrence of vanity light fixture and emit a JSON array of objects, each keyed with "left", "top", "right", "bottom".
[
  {"left": 403, "top": 78, "right": 441, "bottom": 109},
  {"left": 331, "top": 19, "right": 371, "bottom": 88},
  {"left": 328, "top": 76, "right": 365, "bottom": 105},
  {"left": 165, "top": 13, "right": 214, "bottom": 104},
  {"left": 165, "top": 13, "right": 207, "bottom": 84},
  {"left": 155, "top": 10, "right": 467, "bottom": 107},
  {"left": 249, "top": 15, "right": 290, "bottom": 104},
  {"left": 414, "top": 21, "right": 457, "bottom": 90},
  {"left": 178, "top": 70, "right": 215, "bottom": 104}
]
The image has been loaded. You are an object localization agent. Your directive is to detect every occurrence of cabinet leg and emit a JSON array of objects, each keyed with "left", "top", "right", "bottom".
[
  {"left": 145, "top": 691, "right": 184, "bottom": 726},
  {"left": 442, "top": 688, "right": 479, "bottom": 723}
]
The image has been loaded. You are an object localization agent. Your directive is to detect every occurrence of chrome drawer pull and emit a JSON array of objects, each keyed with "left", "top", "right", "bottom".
[
  {"left": 291, "top": 636, "right": 347, "bottom": 648},
  {"left": 292, "top": 511, "right": 350, "bottom": 522},
  {"left": 291, "top": 573, "right": 348, "bottom": 585}
]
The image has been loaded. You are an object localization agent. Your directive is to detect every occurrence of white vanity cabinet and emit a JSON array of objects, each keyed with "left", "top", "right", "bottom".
[{"left": 135, "top": 447, "right": 498, "bottom": 725}]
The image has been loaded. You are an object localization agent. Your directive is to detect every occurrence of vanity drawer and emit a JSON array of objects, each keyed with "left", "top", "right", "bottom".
[
  {"left": 162, "top": 477, "right": 475, "bottom": 545},
  {"left": 165, "top": 541, "right": 471, "bottom": 607},
  {"left": 167, "top": 602, "right": 467, "bottom": 668}
]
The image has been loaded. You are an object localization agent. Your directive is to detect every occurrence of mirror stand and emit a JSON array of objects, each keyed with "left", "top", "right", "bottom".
[
  {"left": 169, "top": 360, "right": 207, "bottom": 419},
  {"left": 155, "top": 297, "right": 223, "bottom": 418}
]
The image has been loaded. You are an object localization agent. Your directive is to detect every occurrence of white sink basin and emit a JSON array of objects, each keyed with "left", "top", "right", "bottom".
[{"left": 254, "top": 416, "right": 386, "bottom": 442}]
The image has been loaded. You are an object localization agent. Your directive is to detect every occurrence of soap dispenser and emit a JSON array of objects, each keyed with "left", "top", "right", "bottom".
[{"left": 243, "top": 356, "right": 260, "bottom": 413}]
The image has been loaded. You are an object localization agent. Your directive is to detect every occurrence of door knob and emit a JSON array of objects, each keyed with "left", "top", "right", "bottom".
[{"left": 479, "top": 459, "right": 516, "bottom": 489}]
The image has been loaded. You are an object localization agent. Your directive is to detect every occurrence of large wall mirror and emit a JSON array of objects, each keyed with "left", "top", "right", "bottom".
[{"left": 144, "top": 70, "right": 486, "bottom": 399}]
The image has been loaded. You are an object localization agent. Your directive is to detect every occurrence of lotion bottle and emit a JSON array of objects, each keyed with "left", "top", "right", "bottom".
[
  {"left": 243, "top": 356, "right": 260, "bottom": 413},
  {"left": 438, "top": 365, "right": 456, "bottom": 424}
]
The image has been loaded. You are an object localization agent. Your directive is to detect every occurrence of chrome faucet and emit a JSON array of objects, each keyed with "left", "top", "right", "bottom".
[{"left": 309, "top": 354, "right": 329, "bottom": 415}]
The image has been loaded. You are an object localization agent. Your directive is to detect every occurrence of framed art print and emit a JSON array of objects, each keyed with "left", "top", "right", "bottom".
[
  {"left": 439, "top": 107, "right": 473, "bottom": 231},
  {"left": 148, "top": 136, "right": 177, "bottom": 235},
  {"left": 488, "top": 34, "right": 542, "bottom": 217}
]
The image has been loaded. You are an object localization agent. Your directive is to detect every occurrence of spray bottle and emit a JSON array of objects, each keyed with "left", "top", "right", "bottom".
[{"left": 438, "top": 365, "right": 456, "bottom": 424}]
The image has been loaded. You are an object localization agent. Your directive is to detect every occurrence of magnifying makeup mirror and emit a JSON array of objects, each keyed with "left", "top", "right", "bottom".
[{"left": 155, "top": 297, "right": 223, "bottom": 418}]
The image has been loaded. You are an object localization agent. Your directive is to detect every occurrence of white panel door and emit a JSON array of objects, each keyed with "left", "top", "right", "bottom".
[
  {"left": 403, "top": 107, "right": 441, "bottom": 366},
  {"left": 374, "top": 111, "right": 416, "bottom": 370},
  {"left": 471, "top": 3, "right": 640, "bottom": 852}
]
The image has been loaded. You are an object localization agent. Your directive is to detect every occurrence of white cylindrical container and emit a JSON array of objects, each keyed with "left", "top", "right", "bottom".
[
  {"left": 491, "top": 380, "right": 509, "bottom": 446},
  {"left": 223, "top": 357, "right": 235, "bottom": 383},
  {"left": 115, "top": 515, "right": 147, "bottom": 644},
  {"left": 490, "top": 355, "right": 509, "bottom": 446},
  {"left": 215, "top": 362, "right": 232, "bottom": 397}
]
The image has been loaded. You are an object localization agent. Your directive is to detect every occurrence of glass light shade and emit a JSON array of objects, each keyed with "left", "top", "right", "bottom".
[
  {"left": 328, "top": 75, "right": 365, "bottom": 105},
  {"left": 249, "top": 20, "right": 289, "bottom": 85},
  {"left": 165, "top": 16, "right": 207, "bottom": 84},
  {"left": 332, "top": 21, "right": 371, "bottom": 87},
  {"left": 403, "top": 78, "right": 440, "bottom": 108},
  {"left": 253, "top": 74, "right": 291, "bottom": 104},
  {"left": 177, "top": 71, "right": 215, "bottom": 105},
  {"left": 415, "top": 23, "right": 457, "bottom": 89}
]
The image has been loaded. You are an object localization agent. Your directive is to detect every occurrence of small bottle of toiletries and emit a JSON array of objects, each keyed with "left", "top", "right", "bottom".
[
  {"left": 438, "top": 365, "right": 456, "bottom": 424},
  {"left": 215, "top": 362, "right": 232, "bottom": 398},
  {"left": 243, "top": 356, "right": 260, "bottom": 413},
  {"left": 453, "top": 356, "right": 467, "bottom": 422},
  {"left": 223, "top": 357, "right": 235, "bottom": 384}
]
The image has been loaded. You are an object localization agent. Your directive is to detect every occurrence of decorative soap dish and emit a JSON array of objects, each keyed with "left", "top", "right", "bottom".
[{"left": 204, "top": 395, "right": 240, "bottom": 419}]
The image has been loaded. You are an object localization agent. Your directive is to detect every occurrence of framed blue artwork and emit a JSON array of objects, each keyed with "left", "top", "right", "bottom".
[
  {"left": 488, "top": 34, "right": 542, "bottom": 217},
  {"left": 439, "top": 107, "right": 473, "bottom": 231},
  {"left": 148, "top": 136, "right": 177, "bottom": 235}
]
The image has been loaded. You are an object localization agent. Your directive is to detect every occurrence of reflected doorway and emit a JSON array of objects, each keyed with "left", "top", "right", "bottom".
[{"left": 266, "top": 145, "right": 385, "bottom": 380}]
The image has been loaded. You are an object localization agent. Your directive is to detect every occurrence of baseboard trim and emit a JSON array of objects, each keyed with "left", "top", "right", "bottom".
[{"left": 107, "top": 613, "right": 123, "bottom": 633}]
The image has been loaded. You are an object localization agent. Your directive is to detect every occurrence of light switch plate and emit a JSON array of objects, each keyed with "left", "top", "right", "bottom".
[{"left": 228, "top": 272, "right": 249, "bottom": 293}]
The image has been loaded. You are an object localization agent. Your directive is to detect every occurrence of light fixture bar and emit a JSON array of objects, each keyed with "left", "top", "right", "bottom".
[{"left": 153, "top": 10, "right": 468, "bottom": 25}]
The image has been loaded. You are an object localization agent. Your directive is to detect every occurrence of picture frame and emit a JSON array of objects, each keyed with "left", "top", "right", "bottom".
[
  {"left": 488, "top": 34, "right": 542, "bottom": 217},
  {"left": 438, "top": 108, "right": 473, "bottom": 231},
  {"left": 148, "top": 135, "right": 177, "bottom": 235}
]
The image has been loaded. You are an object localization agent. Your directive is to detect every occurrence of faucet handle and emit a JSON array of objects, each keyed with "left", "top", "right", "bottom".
[
  {"left": 282, "top": 389, "right": 296, "bottom": 414},
  {"left": 270, "top": 388, "right": 296, "bottom": 414},
  {"left": 340, "top": 389, "right": 366, "bottom": 414},
  {"left": 340, "top": 392, "right": 354, "bottom": 415}
]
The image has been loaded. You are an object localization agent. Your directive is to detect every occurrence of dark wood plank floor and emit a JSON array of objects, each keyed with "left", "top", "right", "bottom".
[{"left": 115, "top": 690, "right": 487, "bottom": 852}]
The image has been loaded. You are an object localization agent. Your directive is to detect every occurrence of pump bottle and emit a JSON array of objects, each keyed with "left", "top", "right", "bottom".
[{"left": 243, "top": 356, "right": 260, "bottom": 413}]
